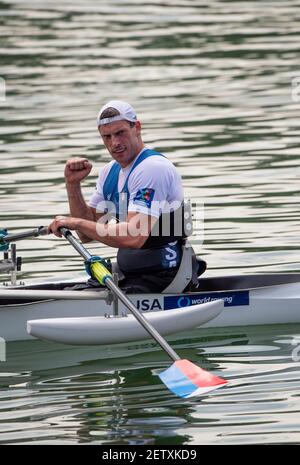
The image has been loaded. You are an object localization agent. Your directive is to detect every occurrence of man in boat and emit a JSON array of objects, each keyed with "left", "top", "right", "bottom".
[{"left": 48, "top": 100, "right": 203, "bottom": 293}]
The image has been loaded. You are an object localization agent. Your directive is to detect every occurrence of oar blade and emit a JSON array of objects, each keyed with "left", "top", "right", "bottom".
[{"left": 159, "top": 359, "right": 227, "bottom": 398}]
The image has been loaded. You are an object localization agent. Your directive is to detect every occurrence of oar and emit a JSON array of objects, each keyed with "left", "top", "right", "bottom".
[{"left": 58, "top": 227, "right": 227, "bottom": 398}]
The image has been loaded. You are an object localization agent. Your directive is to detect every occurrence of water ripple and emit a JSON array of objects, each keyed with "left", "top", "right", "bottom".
[{"left": 1, "top": 0, "right": 300, "bottom": 444}]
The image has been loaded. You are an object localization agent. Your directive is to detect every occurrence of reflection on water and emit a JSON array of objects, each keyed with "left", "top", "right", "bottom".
[
  {"left": 1, "top": 325, "right": 300, "bottom": 444},
  {"left": 1, "top": 0, "right": 300, "bottom": 445},
  {"left": 1, "top": 0, "right": 300, "bottom": 280}
]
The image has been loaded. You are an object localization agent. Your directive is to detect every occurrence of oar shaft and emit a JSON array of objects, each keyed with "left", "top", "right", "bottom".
[
  {"left": 1, "top": 226, "right": 48, "bottom": 244},
  {"left": 60, "top": 227, "right": 180, "bottom": 362},
  {"left": 60, "top": 228, "right": 91, "bottom": 261},
  {"left": 105, "top": 279, "right": 180, "bottom": 361}
]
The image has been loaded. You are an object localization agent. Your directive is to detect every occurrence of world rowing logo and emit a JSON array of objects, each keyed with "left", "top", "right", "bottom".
[{"left": 177, "top": 296, "right": 191, "bottom": 308}]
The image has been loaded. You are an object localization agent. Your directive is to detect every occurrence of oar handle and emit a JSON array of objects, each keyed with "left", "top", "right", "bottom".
[{"left": 59, "top": 227, "right": 91, "bottom": 261}]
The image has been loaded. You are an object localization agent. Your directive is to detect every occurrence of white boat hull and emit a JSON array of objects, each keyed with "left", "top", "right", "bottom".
[
  {"left": 27, "top": 300, "right": 223, "bottom": 345},
  {"left": 1, "top": 274, "right": 300, "bottom": 342}
]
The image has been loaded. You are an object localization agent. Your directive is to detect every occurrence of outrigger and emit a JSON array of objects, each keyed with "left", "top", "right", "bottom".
[
  {"left": 0, "top": 227, "right": 299, "bottom": 345},
  {"left": 1, "top": 226, "right": 229, "bottom": 398}
]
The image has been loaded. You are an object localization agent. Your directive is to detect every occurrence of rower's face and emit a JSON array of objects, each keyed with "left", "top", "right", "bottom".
[{"left": 99, "top": 120, "right": 143, "bottom": 168}]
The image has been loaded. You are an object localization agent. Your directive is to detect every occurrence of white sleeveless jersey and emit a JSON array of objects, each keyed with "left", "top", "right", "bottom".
[{"left": 89, "top": 148, "right": 183, "bottom": 218}]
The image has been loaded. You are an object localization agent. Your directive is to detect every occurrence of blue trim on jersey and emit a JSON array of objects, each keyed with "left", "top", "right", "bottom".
[
  {"left": 102, "top": 149, "right": 182, "bottom": 273},
  {"left": 102, "top": 148, "right": 165, "bottom": 218}
]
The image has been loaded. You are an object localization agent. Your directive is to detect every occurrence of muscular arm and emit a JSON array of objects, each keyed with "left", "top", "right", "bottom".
[
  {"left": 66, "top": 181, "right": 104, "bottom": 243},
  {"left": 64, "top": 157, "right": 104, "bottom": 243},
  {"left": 49, "top": 212, "right": 156, "bottom": 249}
]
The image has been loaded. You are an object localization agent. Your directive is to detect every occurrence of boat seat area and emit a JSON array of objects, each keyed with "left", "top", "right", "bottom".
[
  {"left": 197, "top": 257, "right": 207, "bottom": 277},
  {"left": 162, "top": 241, "right": 206, "bottom": 294},
  {"left": 7, "top": 273, "right": 300, "bottom": 295},
  {"left": 195, "top": 273, "right": 300, "bottom": 292}
]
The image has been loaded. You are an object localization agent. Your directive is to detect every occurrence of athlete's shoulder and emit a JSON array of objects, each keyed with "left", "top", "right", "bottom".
[
  {"left": 130, "top": 153, "right": 181, "bottom": 187},
  {"left": 97, "top": 159, "right": 115, "bottom": 178},
  {"left": 140, "top": 157, "right": 179, "bottom": 181},
  {"left": 140, "top": 150, "right": 175, "bottom": 169}
]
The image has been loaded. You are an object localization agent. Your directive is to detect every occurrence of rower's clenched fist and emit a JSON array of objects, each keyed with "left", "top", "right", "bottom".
[{"left": 64, "top": 157, "right": 92, "bottom": 184}]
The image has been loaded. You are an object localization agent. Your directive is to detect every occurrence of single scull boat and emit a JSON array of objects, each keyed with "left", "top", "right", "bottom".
[{"left": 1, "top": 272, "right": 300, "bottom": 342}]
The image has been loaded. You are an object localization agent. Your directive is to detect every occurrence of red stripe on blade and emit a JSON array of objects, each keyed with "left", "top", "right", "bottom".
[{"left": 175, "top": 359, "right": 227, "bottom": 388}]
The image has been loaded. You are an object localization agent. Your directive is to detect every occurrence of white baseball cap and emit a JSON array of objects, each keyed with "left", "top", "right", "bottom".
[{"left": 96, "top": 100, "right": 137, "bottom": 127}]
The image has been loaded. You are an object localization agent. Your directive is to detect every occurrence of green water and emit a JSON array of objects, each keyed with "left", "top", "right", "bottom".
[{"left": 0, "top": 0, "right": 300, "bottom": 444}]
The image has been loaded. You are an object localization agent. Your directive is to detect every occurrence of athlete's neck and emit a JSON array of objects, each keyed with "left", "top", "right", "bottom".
[{"left": 121, "top": 146, "right": 147, "bottom": 170}]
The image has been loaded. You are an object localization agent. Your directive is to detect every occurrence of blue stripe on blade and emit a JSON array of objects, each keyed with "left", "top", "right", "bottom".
[{"left": 158, "top": 363, "right": 198, "bottom": 398}]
